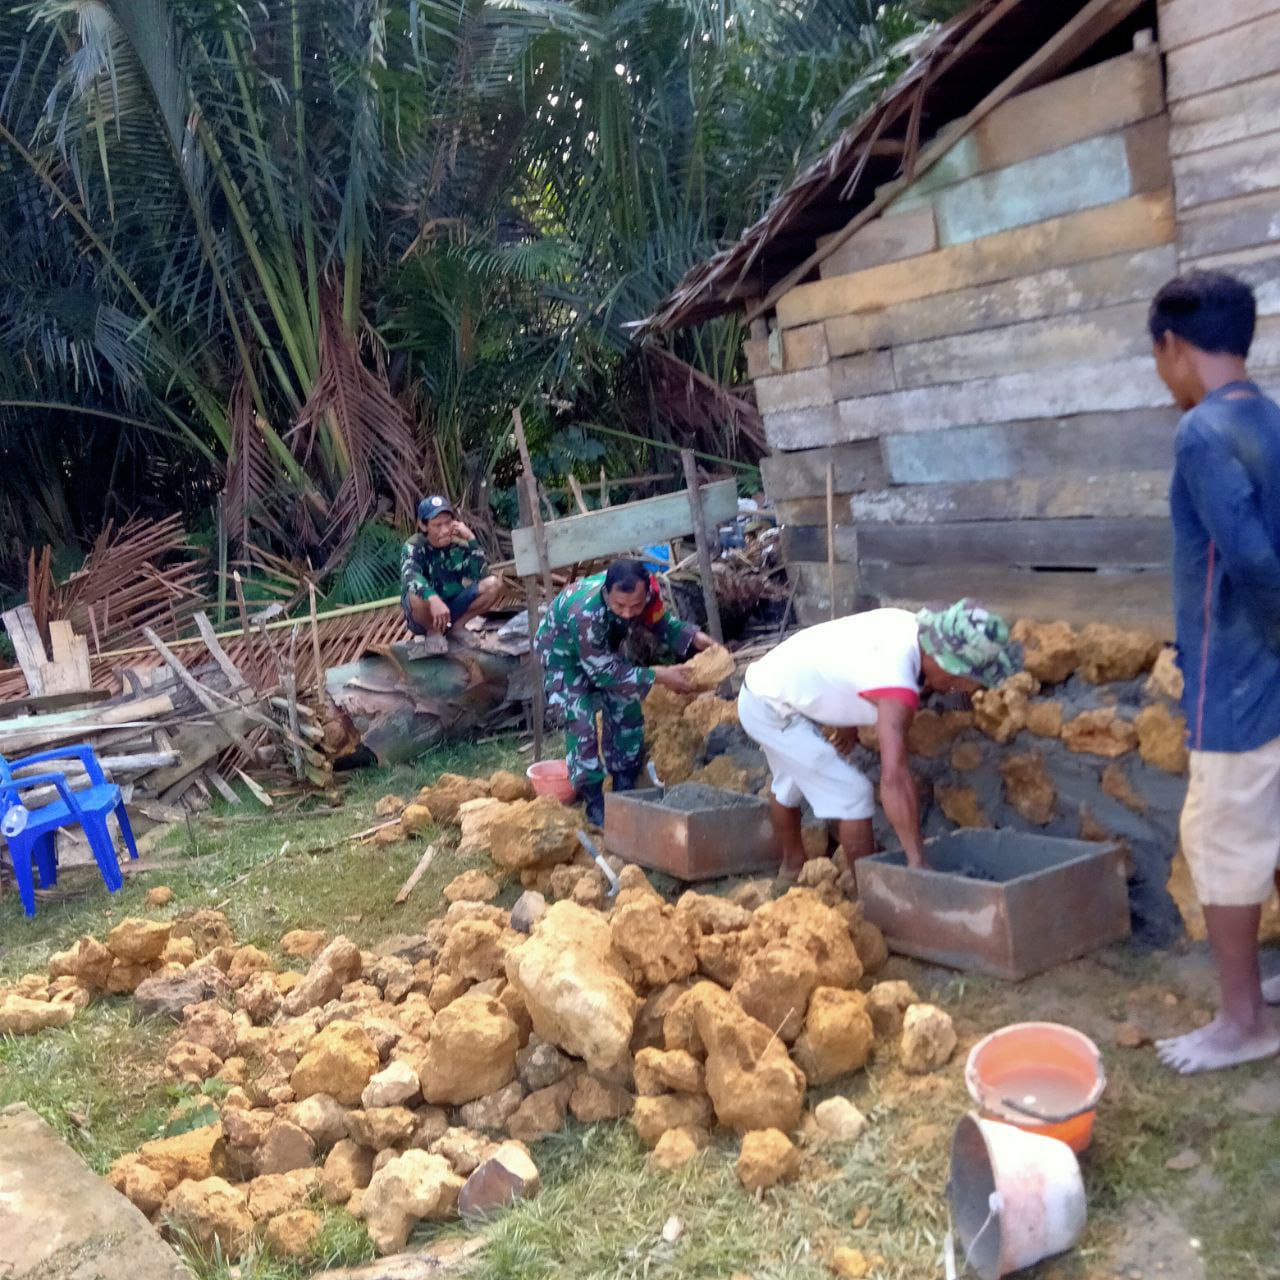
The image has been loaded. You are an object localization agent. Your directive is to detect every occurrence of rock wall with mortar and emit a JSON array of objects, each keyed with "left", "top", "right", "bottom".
[{"left": 682, "top": 624, "right": 1206, "bottom": 945}]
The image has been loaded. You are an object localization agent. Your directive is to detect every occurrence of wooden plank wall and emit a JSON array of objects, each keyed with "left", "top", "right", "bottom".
[
  {"left": 754, "top": 38, "right": 1280, "bottom": 630},
  {"left": 1162, "top": 0, "right": 1280, "bottom": 317}
]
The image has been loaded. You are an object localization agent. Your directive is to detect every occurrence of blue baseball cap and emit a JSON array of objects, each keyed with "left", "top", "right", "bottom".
[{"left": 417, "top": 495, "right": 454, "bottom": 521}]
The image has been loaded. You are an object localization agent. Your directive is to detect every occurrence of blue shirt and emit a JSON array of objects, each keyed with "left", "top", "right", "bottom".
[{"left": 1170, "top": 380, "right": 1280, "bottom": 752}]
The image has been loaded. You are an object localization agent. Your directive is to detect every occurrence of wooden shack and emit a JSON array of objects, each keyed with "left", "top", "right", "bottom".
[{"left": 648, "top": 0, "right": 1280, "bottom": 631}]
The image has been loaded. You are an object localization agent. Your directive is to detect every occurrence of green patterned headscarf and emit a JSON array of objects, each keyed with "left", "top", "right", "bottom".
[{"left": 916, "top": 599, "right": 1019, "bottom": 687}]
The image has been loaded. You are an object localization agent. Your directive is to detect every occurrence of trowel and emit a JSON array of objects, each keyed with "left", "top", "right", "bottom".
[
  {"left": 646, "top": 761, "right": 665, "bottom": 800},
  {"left": 576, "top": 830, "right": 621, "bottom": 900}
]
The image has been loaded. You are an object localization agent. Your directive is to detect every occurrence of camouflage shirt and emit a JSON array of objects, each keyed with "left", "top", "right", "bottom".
[
  {"left": 400, "top": 533, "right": 487, "bottom": 604},
  {"left": 534, "top": 571, "right": 698, "bottom": 698}
]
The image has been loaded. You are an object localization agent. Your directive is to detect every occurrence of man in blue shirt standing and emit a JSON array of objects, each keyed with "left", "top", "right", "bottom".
[{"left": 1150, "top": 271, "right": 1280, "bottom": 1074}]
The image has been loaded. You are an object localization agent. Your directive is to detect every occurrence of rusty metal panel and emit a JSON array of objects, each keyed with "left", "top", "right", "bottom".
[
  {"left": 855, "top": 830, "right": 1131, "bottom": 981},
  {"left": 603, "top": 787, "right": 781, "bottom": 881}
]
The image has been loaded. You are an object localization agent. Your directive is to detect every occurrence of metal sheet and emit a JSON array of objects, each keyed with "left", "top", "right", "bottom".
[
  {"left": 855, "top": 829, "right": 1131, "bottom": 980},
  {"left": 603, "top": 787, "right": 781, "bottom": 881}
]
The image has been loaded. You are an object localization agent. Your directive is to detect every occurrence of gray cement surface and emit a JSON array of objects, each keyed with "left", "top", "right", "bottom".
[{"left": 0, "top": 1104, "right": 192, "bottom": 1280}]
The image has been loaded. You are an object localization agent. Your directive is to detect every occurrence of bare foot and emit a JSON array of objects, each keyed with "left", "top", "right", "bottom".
[
  {"left": 774, "top": 858, "right": 805, "bottom": 891},
  {"left": 1156, "top": 1016, "right": 1280, "bottom": 1074},
  {"left": 1263, "top": 973, "right": 1280, "bottom": 1005}
]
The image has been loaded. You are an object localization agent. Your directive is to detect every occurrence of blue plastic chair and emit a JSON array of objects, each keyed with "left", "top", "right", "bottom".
[{"left": 0, "top": 745, "right": 139, "bottom": 917}]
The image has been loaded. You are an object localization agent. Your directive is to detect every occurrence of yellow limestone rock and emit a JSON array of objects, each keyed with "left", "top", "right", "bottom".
[
  {"left": 685, "top": 645, "right": 734, "bottom": 690},
  {"left": 1011, "top": 620, "right": 1079, "bottom": 685},
  {"left": 1146, "top": 647, "right": 1184, "bottom": 701},
  {"left": 1061, "top": 708, "right": 1138, "bottom": 758},
  {"left": 736, "top": 1128, "right": 800, "bottom": 1191},
  {"left": 1134, "top": 703, "right": 1190, "bottom": 774},
  {"left": 936, "top": 785, "right": 988, "bottom": 829},
  {"left": 1076, "top": 624, "right": 1162, "bottom": 684},
  {"left": 999, "top": 753, "right": 1056, "bottom": 826}
]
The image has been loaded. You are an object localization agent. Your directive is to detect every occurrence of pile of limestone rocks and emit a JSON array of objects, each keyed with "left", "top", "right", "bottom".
[
  {"left": 0, "top": 887, "right": 225, "bottom": 1036},
  {"left": 83, "top": 862, "right": 954, "bottom": 1261}
]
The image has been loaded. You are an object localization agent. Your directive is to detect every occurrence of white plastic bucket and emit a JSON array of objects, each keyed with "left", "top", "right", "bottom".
[{"left": 949, "top": 1113, "right": 1086, "bottom": 1279}]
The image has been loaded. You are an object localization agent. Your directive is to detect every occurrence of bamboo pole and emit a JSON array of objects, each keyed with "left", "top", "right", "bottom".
[
  {"left": 680, "top": 449, "right": 723, "bottom": 643},
  {"left": 826, "top": 460, "right": 837, "bottom": 622}
]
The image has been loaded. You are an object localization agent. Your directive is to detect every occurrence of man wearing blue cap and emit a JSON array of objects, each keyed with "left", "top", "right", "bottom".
[{"left": 401, "top": 496, "right": 502, "bottom": 635}]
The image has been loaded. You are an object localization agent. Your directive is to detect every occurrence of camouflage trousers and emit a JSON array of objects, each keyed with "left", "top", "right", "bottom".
[{"left": 542, "top": 665, "right": 644, "bottom": 789}]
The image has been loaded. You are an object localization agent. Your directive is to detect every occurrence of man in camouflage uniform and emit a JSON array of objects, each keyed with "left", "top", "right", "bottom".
[
  {"left": 536, "top": 558, "right": 723, "bottom": 824},
  {"left": 401, "top": 495, "right": 502, "bottom": 636}
]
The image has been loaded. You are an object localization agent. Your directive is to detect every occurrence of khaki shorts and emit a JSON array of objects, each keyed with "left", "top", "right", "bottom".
[
  {"left": 1180, "top": 735, "right": 1280, "bottom": 907},
  {"left": 737, "top": 685, "right": 875, "bottom": 822}
]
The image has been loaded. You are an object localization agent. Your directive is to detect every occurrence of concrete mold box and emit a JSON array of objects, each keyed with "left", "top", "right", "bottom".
[
  {"left": 603, "top": 783, "right": 781, "bottom": 881},
  {"left": 855, "top": 830, "right": 1131, "bottom": 981}
]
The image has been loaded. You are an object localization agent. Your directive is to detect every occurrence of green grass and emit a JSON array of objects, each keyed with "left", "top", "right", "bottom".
[{"left": 3, "top": 733, "right": 1279, "bottom": 1278}]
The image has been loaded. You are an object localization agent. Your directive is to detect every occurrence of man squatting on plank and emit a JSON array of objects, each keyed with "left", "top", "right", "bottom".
[
  {"left": 738, "top": 600, "right": 1018, "bottom": 879},
  {"left": 1147, "top": 271, "right": 1280, "bottom": 1075},
  {"left": 401, "top": 495, "right": 503, "bottom": 636}
]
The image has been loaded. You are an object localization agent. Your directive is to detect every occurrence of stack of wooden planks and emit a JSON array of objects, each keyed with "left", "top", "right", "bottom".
[
  {"left": 0, "top": 605, "right": 338, "bottom": 870},
  {"left": 751, "top": 26, "right": 1280, "bottom": 631}
]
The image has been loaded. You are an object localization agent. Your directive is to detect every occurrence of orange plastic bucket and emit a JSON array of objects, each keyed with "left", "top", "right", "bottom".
[
  {"left": 525, "top": 759, "right": 577, "bottom": 804},
  {"left": 964, "top": 1022, "right": 1106, "bottom": 1154}
]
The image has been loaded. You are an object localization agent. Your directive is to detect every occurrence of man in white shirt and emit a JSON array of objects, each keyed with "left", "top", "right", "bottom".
[{"left": 738, "top": 599, "right": 1018, "bottom": 877}]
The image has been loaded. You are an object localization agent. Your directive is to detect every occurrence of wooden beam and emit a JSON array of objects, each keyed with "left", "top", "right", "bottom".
[
  {"left": 880, "top": 408, "right": 1178, "bottom": 486},
  {"left": 760, "top": 440, "right": 888, "bottom": 501},
  {"left": 512, "top": 408, "right": 556, "bottom": 600},
  {"left": 776, "top": 192, "right": 1175, "bottom": 330},
  {"left": 2, "top": 606, "right": 48, "bottom": 697},
  {"left": 852, "top": 472, "right": 1172, "bottom": 525},
  {"left": 1165, "top": 9, "right": 1280, "bottom": 102},
  {"left": 747, "top": 0, "right": 1152, "bottom": 323},
  {"left": 1169, "top": 70, "right": 1280, "bottom": 157},
  {"left": 890, "top": 300, "right": 1152, "bottom": 390},
  {"left": 860, "top": 564, "right": 1172, "bottom": 635},
  {"left": 511, "top": 479, "right": 737, "bottom": 577},
  {"left": 856, "top": 517, "right": 1172, "bottom": 570},
  {"left": 817, "top": 356, "right": 1174, "bottom": 447},
  {"left": 681, "top": 450, "right": 724, "bottom": 644},
  {"left": 1159, "top": 0, "right": 1278, "bottom": 52},
  {"left": 825, "top": 244, "right": 1176, "bottom": 357}
]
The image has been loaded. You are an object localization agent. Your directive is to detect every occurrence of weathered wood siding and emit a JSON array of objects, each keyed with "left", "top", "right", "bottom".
[{"left": 757, "top": 29, "right": 1280, "bottom": 630}]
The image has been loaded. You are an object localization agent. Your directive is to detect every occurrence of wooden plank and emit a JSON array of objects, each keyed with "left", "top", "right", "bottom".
[
  {"left": 760, "top": 441, "right": 888, "bottom": 501},
  {"left": 776, "top": 192, "right": 1175, "bottom": 330},
  {"left": 749, "top": 0, "right": 1152, "bottom": 323},
  {"left": 891, "top": 301, "right": 1152, "bottom": 390},
  {"left": 744, "top": 326, "right": 831, "bottom": 378},
  {"left": 928, "top": 120, "right": 1169, "bottom": 248},
  {"left": 1173, "top": 129, "right": 1280, "bottom": 211},
  {"left": 826, "top": 244, "right": 1176, "bottom": 357},
  {"left": 395, "top": 843, "right": 438, "bottom": 905},
  {"left": 2, "top": 606, "right": 48, "bottom": 697},
  {"left": 1169, "top": 71, "right": 1280, "bottom": 156},
  {"left": 775, "top": 494, "right": 857, "bottom": 527},
  {"left": 1180, "top": 244, "right": 1280, "bottom": 316},
  {"left": 818, "top": 207, "right": 938, "bottom": 279},
  {"left": 786, "top": 562, "right": 864, "bottom": 624},
  {"left": 857, "top": 518, "right": 1172, "bottom": 569},
  {"left": 969, "top": 48, "right": 1164, "bottom": 173},
  {"left": 761, "top": 406, "right": 841, "bottom": 452},
  {"left": 754, "top": 351, "right": 896, "bottom": 414},
  {"left": 780, "top": 524, "right": 858, "bottom": 565},
  {"left": 1165, "top": 10, "right": 1280, "bottom": 102},
  {"left": 1178, "top": 191, "right": 1280, "bottom": 260},
  {"left": 681, "top": 450, "right": 724, "bottom": 644},
  {"left": 1159, "top": 0, "right": 1280, "bottom": 52},
  {"left": 852, "top": 472, "right": 1172, "bottom": 525},
  {"left": 860, "top": 564, "right": 1172, "bottom": 634},
  {"left": 881, "top": 408, "right": 1179, "bottom": 485},
  {"left": 511, "top": 479, "right": 737, "bottom": 577},
  {"left": 47, "top": 622, "right": 92, "bottom": 692},
  {"left": 823, "top": 358, "right": 1174, "bottom": 446}
]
